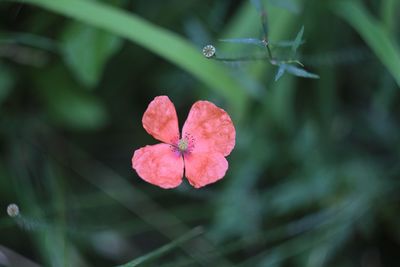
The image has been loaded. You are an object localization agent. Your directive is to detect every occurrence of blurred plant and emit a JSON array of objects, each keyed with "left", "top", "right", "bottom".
[
  {"left": 0, "top": 0, "right": 399, "bottom": 266},
  {"left": 203, "top": 0, "right": 319, "bottom": 81}
]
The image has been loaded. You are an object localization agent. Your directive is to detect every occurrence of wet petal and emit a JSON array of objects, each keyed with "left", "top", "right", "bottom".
[
  {"left": 182, "top": 101, "right": 235, "bottom": 156},
  {"left": 132, "top": 143, "right": 183, "bottom": 189},
  {"left": 184, "top": 152, "right": 228, "bottom": 188},
  {"left": 142, "top": 96, "right": 179, "bottom": 144}
]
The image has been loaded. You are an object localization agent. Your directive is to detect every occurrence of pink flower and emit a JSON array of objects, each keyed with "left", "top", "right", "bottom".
[{"left": 132, "top": 96, "right": 236, "bottom": 189}]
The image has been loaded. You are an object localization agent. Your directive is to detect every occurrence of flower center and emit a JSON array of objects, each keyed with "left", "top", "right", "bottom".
[
  {"left": 177, "top": 138, "right": 189, "bottom": 152},
  {"left": 170, "top": 134, "right": 195, "bottom": 156}
]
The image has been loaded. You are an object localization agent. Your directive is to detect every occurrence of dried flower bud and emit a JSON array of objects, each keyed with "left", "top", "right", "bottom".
[
  {"left": 7, "top": 203, "right": 19, "bottom": 217},
  {"left": 202, "top": 45, "right": 216, "bottom": 58}
]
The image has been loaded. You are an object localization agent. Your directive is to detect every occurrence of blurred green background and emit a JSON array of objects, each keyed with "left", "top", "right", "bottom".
[{"left": 0, "top": 0, "right": 399, "bottom": 266}]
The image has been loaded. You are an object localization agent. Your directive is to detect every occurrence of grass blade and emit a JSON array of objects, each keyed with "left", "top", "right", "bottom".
[
  {"left": 18, "top": 0, "right": 248, "bottom": 116},
  {"left": 284, "top": 64, "right": 319, "bottom": 79},
  {"left": 292, "top": 26, "right": 304, "bottom": 54},
  {"left": 115, "top": 227, "right": 204, "bottom": 267},
  {"left": 275, "top": 65, "right": 286, "bottom": 81},
  {"left": 332, "top": 0, "right": 400, "bottom": 87}
]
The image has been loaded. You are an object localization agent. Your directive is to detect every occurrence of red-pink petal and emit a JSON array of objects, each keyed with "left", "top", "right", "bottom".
[
  {"left": 132, "top": 143, "right": 183, "bottom": 189},
  {"left": 184, "top": 152, "right": 228, "bottom": 188},
  {"left": 142, "top": 96, "right": 179, "bottom": 144},
  {"left": 182, "top": 101, "right": 235, "bottom": 156}
]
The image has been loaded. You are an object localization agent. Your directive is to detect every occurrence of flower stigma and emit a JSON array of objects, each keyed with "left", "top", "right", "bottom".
[{"left": 178, "top": 138, "right": 189, "bottom": 152}]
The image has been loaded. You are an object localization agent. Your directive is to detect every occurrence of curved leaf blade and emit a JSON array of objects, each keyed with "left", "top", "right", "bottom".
[
  {"left": 275, "top": 65, "right": 286, "bottom": 81},
  {"left": 284, "top": 64, "right": 319, "bottom": 79},
  {"left": 61, "top": 22, "right": 122, "bottom": 88},
  {"left": 292, "top": 26, "right": 304, "bottom": 54},
  {"left": 116, "top": 227, "right": 204, "bottom": 267},
  {"left": 332, "top": 1, "right": 400, "bottom": 87},
  {"left": 20, "top": 0, "right": 248, "bottom": 115}
]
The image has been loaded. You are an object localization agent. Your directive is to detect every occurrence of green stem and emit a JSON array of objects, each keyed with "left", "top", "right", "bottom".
[{"left": 214, "top": 55, "right": 303, "bottom": 67}]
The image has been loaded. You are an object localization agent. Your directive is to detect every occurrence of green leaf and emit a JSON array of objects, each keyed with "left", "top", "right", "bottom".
[
  {"left": 20, "top": 0, "right": 248, "bottom": 117},
  {"left": 61, "top": 22, "right": 123, "bottom": 88},
  {"left": 283, "top": 64, "right": 319, "bottom": 79},
  {"left": 332, "top": 0, "right": 400, "bottom": 87},
  {"left": 292, "top": 25, "right": 304, "bottom": 54},
  {"left": 274, "top": 65, "right": 286, "bottom": 81},
  {"left": 33, "top": 65, "right": 108, "bottom": 130}
]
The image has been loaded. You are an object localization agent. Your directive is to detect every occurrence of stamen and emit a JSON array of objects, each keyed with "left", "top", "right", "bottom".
[{"left": 171, "top": 133, "right": 195, "bottom": 156}]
